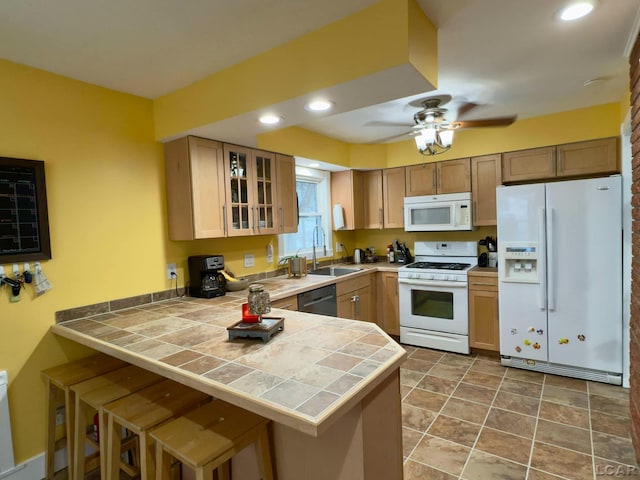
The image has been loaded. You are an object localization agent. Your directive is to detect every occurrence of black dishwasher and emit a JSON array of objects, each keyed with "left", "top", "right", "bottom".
[{"left": 297, "top": 284, "right": 337, "bottom": 317}]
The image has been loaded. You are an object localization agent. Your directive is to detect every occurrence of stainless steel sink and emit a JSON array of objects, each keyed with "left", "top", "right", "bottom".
[{"left": 307, "top": 266, "right": 362, "bottom": 277}]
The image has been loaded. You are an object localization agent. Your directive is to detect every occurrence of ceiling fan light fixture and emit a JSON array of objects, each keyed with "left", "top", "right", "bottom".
[
  {"left": 422, "top": 126, "right": 437, "bottom": 145},
  {"left": 414, "top": 125, "right": 452, "bottom": 156},
  {"left": 558, "top": 1, "right": 595, "bottom": 21},
  {"left": 439, "top": 129, "right": 454, "bottom": 147}
]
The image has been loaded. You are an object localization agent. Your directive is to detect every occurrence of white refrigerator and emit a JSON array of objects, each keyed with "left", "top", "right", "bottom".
[{"left": 497, "top": 175, "right": 622, "bottom": 384}]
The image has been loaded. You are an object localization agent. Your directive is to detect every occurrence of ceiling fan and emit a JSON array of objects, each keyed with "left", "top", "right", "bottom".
[
  {"left": 371, "top": 95, "right": 517, "bottom": 155},
  {"left": 411, "top": 95, "right": 517, "bottom": 155}
]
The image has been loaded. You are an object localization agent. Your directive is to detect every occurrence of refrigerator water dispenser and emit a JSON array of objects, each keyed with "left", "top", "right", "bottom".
[{"left": 500, "top": 243, "right": 539, "bottom": 283}]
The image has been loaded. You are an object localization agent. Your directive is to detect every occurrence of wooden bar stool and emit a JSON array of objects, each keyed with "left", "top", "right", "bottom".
[
  {"left": 150, "top": 400, "right": 274, "bottom": 480},
  {"left": 71, "top": 364, "right": 162, "bottom": 480},
  {"left": 42, "top": 353, "right": 127, "bottom": 480},
  {"left": 103, "top": 378, "right": 211, "bottom": 480}
]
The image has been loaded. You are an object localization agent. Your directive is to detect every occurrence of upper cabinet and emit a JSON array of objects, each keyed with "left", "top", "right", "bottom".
[
  {"left": 223, "top": 144, "right": 278, "bottom": 237},
  {"left": 276, "top": 154, "right": 297, "bottom": 234},
  {"left": 556, "top": 137, "right": 618, "bottom": 178},
  {"left": 382, "top": 167, "right": 406, "bottom": 229},
  {"left": 165, "top": 136, "right": 296, "bottom": 240},
  {"left": 332, "top": 167, "right": 405, "bottom": 230},
  {"left": 502, "top": 137, "right": 618, "bottom": 183},
  {"left": 405, "top": 163, "right": 436, "bottom": 196},
  {"left": 331, "top": 170, "right": 364, "bottom": 230},
  {"left": 471, "top": 154, "right": 502, "bottom": 226},
  {"left": 405, "top": 158, "right": 471, "bottom": 196},
  {"left": 363, "top": 170, "right": 383, "bottom": 229},
  {"left": 165, "top": 136, "right": 226, "bottom": 240}
]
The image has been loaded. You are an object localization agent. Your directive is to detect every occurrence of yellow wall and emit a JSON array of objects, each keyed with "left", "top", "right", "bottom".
[
  {"left": 0, "top": 60, "right": 288, "bottom": 464},
  {"left": 0, "top": 59, "right": 165, "bottom": 462}
]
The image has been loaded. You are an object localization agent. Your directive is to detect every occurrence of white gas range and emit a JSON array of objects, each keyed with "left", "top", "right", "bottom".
[{"left": 398, "top": 241, "right": 477, "bottom": 354}]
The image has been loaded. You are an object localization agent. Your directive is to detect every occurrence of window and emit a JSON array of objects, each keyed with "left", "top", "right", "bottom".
[{"left": 279, "top": 166, "right": 333, "bottom": 261}]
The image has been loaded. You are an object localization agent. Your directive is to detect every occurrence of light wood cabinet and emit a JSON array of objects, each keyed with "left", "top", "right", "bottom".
[
  {"left": 377, "top": 271, "right": 399, "bottom": 336},
  {"left": 382, "top": 167, "right": 405, "bottom": 229},
  {"left": 276, "top": 154, "right": 297, "bottom": 233},
  {"left": 471, "top": 154, "right": 502, "bottom": 226},
  {"left": 468, "top": 269, "right": 499, "bottom": 352},
  {"left": 502, "top": 137, "right": 618, "bottom": 183},
  {"left": 271, "top": 295, "right": 298, "bottom": 311},
  {"left": 556, "top": 137, "right": 618, "bottom": 178},
  {"left": 165, "top": 136, "right": 226, "bottom": 240},
  {"left": 223, "top": 144, "right": 278, "bottom": 237},
  {"left": 438, "top": 158, "right": 471, "bottom": 193},
  {"left": 405, "top": 163, "right": 437, "bottom": 196},
  {"left": 331, "top": 170, "right": 364, "bottom": 230},
  {"left": 337, "top": 273, "right": 375, "bottom": 323},
  {"left": 405, "top": 158, "right": 471, "bottom": 196},
  {"left": 165, "top": 136, "right": 295, "bottom": 239},
  {"left": 502, "top": 146, "right": 555, "bottom": 183},
  {"left": 363, "top": 170, "right": 383, "bottom": 229}
]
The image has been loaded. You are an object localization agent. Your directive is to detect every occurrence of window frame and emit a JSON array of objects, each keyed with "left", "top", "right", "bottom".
[{"left": 278, "top": 165, "right": 333, "bottom": 262}]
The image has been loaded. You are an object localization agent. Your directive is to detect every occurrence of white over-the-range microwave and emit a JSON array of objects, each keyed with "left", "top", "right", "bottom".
[{"left": 403, "top": 192, "right": 473, "bottom": 231}]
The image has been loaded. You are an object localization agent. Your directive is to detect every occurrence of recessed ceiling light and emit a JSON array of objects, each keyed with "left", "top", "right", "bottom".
[
  {"left": 308, "top": 162, "right": 320, "bottom": 168},
  {"left": 259, "top": 114, "right": 281, "bottom": 125},
  {"left": 305, "top": 100, "right": 333, "bottom": 112},
  {"left": 558, "top": 1, "right": 595, "bottom": 21}
]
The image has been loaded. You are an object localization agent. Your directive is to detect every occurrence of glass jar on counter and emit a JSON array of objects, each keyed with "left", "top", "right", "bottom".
[{"left": 247, "top": 284, "right": 271, "bottom": 321}]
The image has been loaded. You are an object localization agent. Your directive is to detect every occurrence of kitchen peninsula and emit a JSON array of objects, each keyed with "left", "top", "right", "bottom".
[{"left": 51, "top": 282, "right": 406, "bottom": 480}]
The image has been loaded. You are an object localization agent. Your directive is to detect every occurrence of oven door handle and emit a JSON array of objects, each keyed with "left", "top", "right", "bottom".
[{"left": 398, "top": 279, "right": 467, "bottom": 288}]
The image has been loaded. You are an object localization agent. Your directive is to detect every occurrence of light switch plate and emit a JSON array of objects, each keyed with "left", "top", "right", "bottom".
[{"left": 244, "top": 254, "right": 255, "bottom": 268}]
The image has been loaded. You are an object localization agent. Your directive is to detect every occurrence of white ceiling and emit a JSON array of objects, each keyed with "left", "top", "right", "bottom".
[{"left": 1, "top": 0, "right": 639, "bottom": 148}]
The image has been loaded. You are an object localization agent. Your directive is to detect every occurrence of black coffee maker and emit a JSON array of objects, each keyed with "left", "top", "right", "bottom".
[{"left": 188, "top": 255, "right": 226, "bottom": 298}]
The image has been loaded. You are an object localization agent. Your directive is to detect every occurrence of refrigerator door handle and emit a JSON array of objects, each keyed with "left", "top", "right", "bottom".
[
  {"left": 538, "top": 207, "right": 547, "bottom": 311},
  {"left": 547, "top": 207, "right": 556, "bottom": 311}
]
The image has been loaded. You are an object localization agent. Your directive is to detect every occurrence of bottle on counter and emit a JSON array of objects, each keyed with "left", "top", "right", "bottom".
[{"left": 387, "top": 244, "right": 395, "bottom": 263}]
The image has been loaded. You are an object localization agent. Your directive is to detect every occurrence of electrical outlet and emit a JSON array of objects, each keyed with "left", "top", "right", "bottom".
[
  {"left": 244, "top": 254, "right": 254, "bottom": 268},
  {"left": 336, "top": 242, "right": 343, "bottom": 253},
  {"left": 166, "top": 263, "right": 177, "bottom": 280}
]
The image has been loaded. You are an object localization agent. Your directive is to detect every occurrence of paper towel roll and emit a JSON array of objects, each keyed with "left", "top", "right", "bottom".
[{"left": 333, "top": 204, "right": 345, "bottom": 230}]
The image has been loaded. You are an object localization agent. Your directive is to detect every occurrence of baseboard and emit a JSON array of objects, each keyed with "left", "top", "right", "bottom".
[{"left": 0, "top": 453, "right": 43, "bottom": 480}]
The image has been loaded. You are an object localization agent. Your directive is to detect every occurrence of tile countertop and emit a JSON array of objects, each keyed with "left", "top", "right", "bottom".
[{"left": 51, "top": 264, "right": 407, "bottom": 438}]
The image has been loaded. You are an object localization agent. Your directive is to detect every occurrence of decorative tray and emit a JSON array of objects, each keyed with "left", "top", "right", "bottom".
[{"left": 227, "top": 317, "right": 285, "bottom": 342}]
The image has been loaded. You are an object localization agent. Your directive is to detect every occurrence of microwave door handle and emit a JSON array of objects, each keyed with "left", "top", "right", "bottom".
[{"left": 453, "top": 204, "right": 458, "bottom": 228}]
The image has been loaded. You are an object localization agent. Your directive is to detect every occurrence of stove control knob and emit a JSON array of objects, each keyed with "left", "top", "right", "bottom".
[
  {"left": 427, "top": 274, "right": 435, "bottom": 280},
  {"left": 448, "top": 275, "right": 456, "bottom": 281},
  {"left": 434, "top": 274, "right": 444, "bottom": 281}
]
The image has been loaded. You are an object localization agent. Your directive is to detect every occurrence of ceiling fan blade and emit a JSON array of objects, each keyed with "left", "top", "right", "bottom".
[
  {"left": 367, "top": 131, "right": 413, "bottom": 143},
  {"left": 457, "top": 102, "right": 479, "bottom": 119},
  {"left": 448, "top": 115, "right": 517, "bottom": 130},
  {"left": 364, "top": 120, "right": 413, "bottom": 128}
]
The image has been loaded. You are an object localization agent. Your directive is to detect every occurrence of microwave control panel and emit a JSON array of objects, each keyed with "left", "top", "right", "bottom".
[{"left": 500, "top": 243, "right": 539, "bottom": 283}]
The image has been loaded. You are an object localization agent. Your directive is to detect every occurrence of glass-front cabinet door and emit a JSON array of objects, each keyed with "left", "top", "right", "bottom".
[
  {"left": 253, "top": 150, "right": 277, "bottom": 235},
  {"left": 222, "top": 145, "right": 278, "bottom": 236}
]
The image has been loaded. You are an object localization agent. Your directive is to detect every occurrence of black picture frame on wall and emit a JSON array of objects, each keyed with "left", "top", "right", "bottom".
[{"left": 0, "top": 156, "right": 51, "bottom": 263}]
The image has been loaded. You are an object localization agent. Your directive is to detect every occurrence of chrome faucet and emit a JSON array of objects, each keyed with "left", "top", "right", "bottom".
[{"left": 312, "top": 224, "right": 326, "bottom": 270}]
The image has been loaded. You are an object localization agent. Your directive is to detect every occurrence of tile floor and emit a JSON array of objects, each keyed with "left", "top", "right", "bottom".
[{"left": 400, "top": 346, "right": 639, "bottom": 480}]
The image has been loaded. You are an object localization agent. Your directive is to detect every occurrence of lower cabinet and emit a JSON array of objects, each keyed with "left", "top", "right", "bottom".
[
  {"left": 468, "top": 270, "right": 500, "bottom": 352},
  {"left": 271, "top": 295, "right": 298, "bottom": 311},
  {"left": 377, "top": 271, "right": 399, "bottom": 336},
  {"left": 337, "top": 273, "right": 376, "bottom": 323}
]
